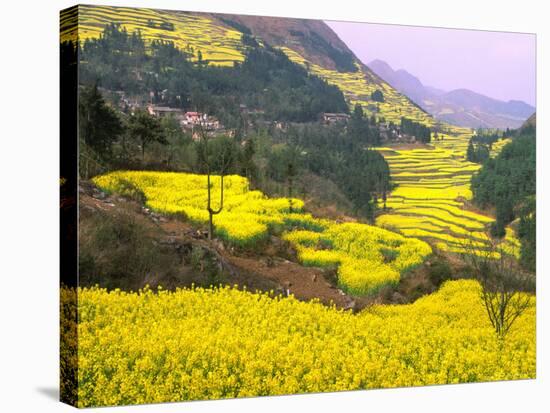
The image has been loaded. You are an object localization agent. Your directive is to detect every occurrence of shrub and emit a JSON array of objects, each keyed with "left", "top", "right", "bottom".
[{"left": 428, "top": 259, "right": 453, "bottom": 286}]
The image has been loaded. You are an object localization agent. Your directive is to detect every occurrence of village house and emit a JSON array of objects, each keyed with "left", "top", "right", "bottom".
[
  {"left": 147, "top": 105, "right": 184, "bottom": 118},
  {"left": 321, "top": 112, "right": 351, "bottom": 124},
  {"left": 181, "top": 111, "right": 223, "bottom": 132},
  {"left": 181, "top": 111, "right": 204, "bottom": 126}
]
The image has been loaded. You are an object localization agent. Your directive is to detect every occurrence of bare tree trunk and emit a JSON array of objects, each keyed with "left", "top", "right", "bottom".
[
  {"left": 207, "top": 172, "right": 213, "bottom": 240},
  {"left": 207, "top": 171, "right": 224, "bottom": 240}
]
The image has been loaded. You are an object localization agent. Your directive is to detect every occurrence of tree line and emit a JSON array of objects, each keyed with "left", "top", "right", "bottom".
[
  {"left": 400, "top": 117, "right": 431, "bottom": 143},
  {"left": 466, "top": 130, "right": 505, "bottom": 164},
  {"left": 78, "top": 77, "right": 391, "bottom": 223},
  {"left": 471, "top": 128, "right": 536, "bottom": 271}
]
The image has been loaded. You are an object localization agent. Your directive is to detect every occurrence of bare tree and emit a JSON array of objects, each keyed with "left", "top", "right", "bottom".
[
  {"left": 461, "top": 236, "right": 535, "bottom": 340},
  {"left": 195, "top": 126, "right": 235, "bottom": 240}
]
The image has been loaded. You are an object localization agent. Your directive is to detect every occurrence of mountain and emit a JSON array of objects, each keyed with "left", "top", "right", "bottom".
[
  {"left": 368, "top": 59, "right": 430, "bottom": 104},
  {"left": 61, "top": 5, "right": 434, "bottom": 128},
  {"left": 368, "top": 59, "right": 535, "bottom": 129},
  {"left": 520, "top": 112, "right": 536, "bottom": 132},
  {"left": 217, "top": 13, "right": 358, "bottom": 72}
]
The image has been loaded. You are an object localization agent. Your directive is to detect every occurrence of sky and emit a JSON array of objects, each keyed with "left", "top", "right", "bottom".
[{"left": 326, "top": 21, "right": 536, "bottom": 106}]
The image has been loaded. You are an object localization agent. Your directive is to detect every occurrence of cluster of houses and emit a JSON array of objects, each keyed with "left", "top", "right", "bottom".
[
  {"left": 112, "top": 90, "right": 226, "bottom": 139},
  {"left": 380, "top": 124, "right": 417, "bottom": 143},
  {"left": 319, "top": 112, "right": 419, "bottom": 144},
  {"left": 112, "top": 90, "right": 421, "bottom": 144},
  {"left": 321, "top": 112, "right": 351, "bottom": 124},
  {"left": 146, "top": 105, "right": 223, "bottom": 133}
]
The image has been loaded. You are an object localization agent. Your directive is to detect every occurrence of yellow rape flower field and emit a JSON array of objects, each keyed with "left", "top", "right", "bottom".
[
  {"left": 284, "top": 223, "right": 431, "bottom": 295},
  {"left": 92, "top": 171, "right": 431, "bottom": 294},
  {"left": 375, "top": 129, "right": 521, "bottom": 257},
  {"left": 60, "top": 5, "right": 245, "bottom": 67},
  {"left": 62, "top": 279, "right": 535, "bottom": 407},
  {"left": 93, "top": 171, "right": 305, "bottom": 247}
]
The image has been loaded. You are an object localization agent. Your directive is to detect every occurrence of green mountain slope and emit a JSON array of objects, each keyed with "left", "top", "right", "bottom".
[{"left": 61, "top": 4, "right": 433, "bottom": 126}]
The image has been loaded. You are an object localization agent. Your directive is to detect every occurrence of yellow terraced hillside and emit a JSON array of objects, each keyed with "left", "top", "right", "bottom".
[
  {"left": 60, "top": 5, "right": 245, "bottom": 66},
  {"left": 60, "top": 5, "right": 435, "bottom": 124},
  {"left": 376, "top": 128, "right": 520, "bottom": 256},
  {"left": 62, "top": 5, "right": 518, "bottom": 258},
  {"left": 93, "top": 171, "right": 431, "bottom": 294},
  {"left": 279, "top": 47, "right": 434, "bottom": 125}
]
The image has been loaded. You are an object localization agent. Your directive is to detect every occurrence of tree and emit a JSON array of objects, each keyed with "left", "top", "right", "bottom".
[
  {"left": 352, "top": 103, "right": 364, "bottom": 119},
  {"left": 128, "top": 110, "right": 166, "bottom": 161},
  {"left": 239, "top": 138, "right": 258, "bottom": 185},
  {"left": 371, "top": 89, "right": 384, "bottom": 102},
  {"left": 195, "top": 129, "right": 236, "bottom": 240},
  {"left": 461, "top": 237, "right": 534, "bottom": 340},
  {"left": 160, "top": 116, "right": 192, "bottom": 168},
  {"left": 79, "top": 84, "right": 123, "bottom": 157},
  {"left": 400, "top": 117, "right": 431, "bottom": 143},
  {"left": 466, "top": 140, "right": 475, "bottom": 162},
  {"left": 349, "top": 104, "right": 373, "bottom": 146},
  {"left": 466, "top": 137, "right": 490, "bottom": 163}
]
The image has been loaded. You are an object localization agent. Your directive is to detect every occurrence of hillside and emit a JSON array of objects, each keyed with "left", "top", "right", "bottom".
[
  {"left": 61, "top": 6, "right": 536, "bottom": 407},
  {"left": 368, "top": 59, "right": 535, "bottom": 129},
  {"left": 60, "top": 4, "right": 433, "bottom": 126},
  {"left": 520, "top": 112, "right": 536, "bottom": 132},
  {"left": 62, "top": 5, "right": 519, "bottom": 256}
]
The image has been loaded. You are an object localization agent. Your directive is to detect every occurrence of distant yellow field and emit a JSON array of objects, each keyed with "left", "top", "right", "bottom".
[
  {"left": 278, "top": 47, "right": 434, "bottom": 125},
  {"left": 376, "top": 129, "right": 519, "bottom": 256}
]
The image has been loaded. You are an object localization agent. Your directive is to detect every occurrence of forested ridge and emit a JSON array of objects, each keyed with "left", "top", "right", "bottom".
[
  {"left": 471, "top": 127, "right": 536, "bottom": 270},
  {"left": 79, "top": 24, "right": 348, "bottom": 127}
]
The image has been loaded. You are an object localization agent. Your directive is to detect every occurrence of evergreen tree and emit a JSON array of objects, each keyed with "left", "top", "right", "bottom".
[
  {"left": 79, "top": 84, "right": 123, "bottom": 158},
  {"left": 128, "top": 110, "right": 166, "bottom": 161},
  {"left": 371, "top": 89, "right": 384, "bottom": 102},
  {"left": 466, "top": 140, "right": 475, "bottom": 162}
]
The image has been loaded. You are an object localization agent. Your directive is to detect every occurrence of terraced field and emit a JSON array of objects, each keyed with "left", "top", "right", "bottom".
[
  {"left": 93, "top": 171, "right": 431, "bottom": 295},
  {"left": 61, "top": 5, "right": 433, "bottom": 125},
  {"left": 376, "top": 129, "right": 519, "bottom": 256},
  {"left": 279, "top": 47, "right": 433, "bottom": 125},
  {"left": 60, "top": 5, "right": 245, "bottom": 66}
]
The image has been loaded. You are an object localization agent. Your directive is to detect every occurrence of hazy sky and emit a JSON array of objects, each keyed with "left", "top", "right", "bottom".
[{"left": 326, "top": 21, "right": 536, "bottom": 106}]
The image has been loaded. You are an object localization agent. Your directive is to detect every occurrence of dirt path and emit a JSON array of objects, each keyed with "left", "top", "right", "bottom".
[
  {"left": 226, "top": 255, "right": 351, "bottom": 308},
  {"left": 158, "top": 217, "right": 353, "bottom": 309}
]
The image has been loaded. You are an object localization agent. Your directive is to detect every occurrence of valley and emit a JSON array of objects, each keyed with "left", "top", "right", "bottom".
[{"left": 60, "top": 5, "right": 537, "bottom": 407}]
